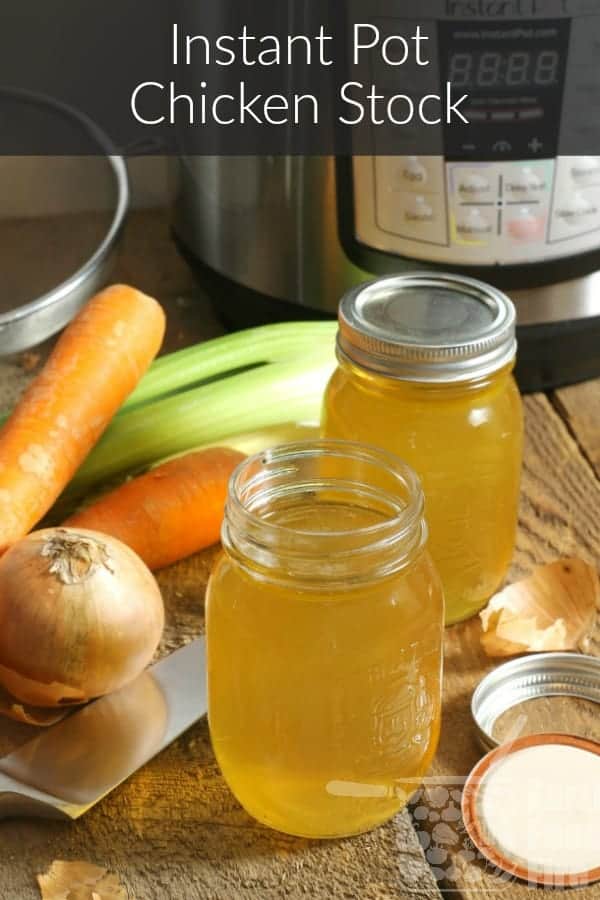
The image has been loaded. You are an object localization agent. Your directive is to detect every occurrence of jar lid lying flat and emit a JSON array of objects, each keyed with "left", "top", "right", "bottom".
[
  {"left": 471, "top": 652, "right": 600, "bottom": 752},
  {"left": 338, "top": 272, "right": 517, "bottom": 383},
  {"left": 461, "top": 732, "right": 600, "bottom": 888}
]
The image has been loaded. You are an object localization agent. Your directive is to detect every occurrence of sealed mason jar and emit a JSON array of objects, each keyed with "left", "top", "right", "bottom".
[
  {"left": 206, "top": 440, "right": 444, "bottom": 839},
  {"left": 322, "top": 273, "right": 523, "bottom": 626}
]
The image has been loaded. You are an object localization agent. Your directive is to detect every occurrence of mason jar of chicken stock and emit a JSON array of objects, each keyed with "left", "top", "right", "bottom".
[
  {"left": 206, "top": 440, "right": 444, "bottom": 838},
  {"left": 322, "top": 273, "right": 523, "bottom": 625}
]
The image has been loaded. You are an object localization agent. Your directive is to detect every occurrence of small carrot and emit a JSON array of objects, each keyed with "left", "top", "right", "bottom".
[
  {"left": 0, "top": 285, "right": 165, "bottom": 551},
  {"left": 64, "top": 447, "right": 245, "bottom": 570}
]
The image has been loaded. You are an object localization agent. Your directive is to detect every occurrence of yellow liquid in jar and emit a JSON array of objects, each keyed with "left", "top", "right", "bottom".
[
  {"left": 322, "top": 364, "right": 523, "bottom": 624},
  {"left": 206, "top": 502, "right": 443, "bottom": 839}
]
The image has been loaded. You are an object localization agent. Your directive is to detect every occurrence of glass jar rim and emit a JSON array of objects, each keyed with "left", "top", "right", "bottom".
[{"left": 222, "top": 439, "right": 427, "bottom": 586}]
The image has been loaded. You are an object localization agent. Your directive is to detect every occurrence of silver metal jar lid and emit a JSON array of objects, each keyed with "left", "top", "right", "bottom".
[
  {"left": 471, "top": 652, "right": 600, "bottom": 752},
  {"left": 338, "top": 272, "right": 517, "bottom": 383}
]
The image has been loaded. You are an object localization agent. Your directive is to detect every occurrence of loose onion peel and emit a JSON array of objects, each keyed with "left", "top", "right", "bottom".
[
  {"left": 0, "top": 527, "right": 164, "bottom": 713},
  {"left": 479, "top": 558, "right": 600, "bottom": 657},
  {"left": 0, "top": 684, "right": 69, "bottom": 726},
  {"left": 37, "top": 860, "right": 129, "bottom": 900}
]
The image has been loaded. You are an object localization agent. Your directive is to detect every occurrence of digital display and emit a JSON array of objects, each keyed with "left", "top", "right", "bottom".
[
  {"left": 448, "top": 50, "right": 560, "bottom": 90},
  {"left": 438, "top": 19, "right": 572, "bottom": 160}
]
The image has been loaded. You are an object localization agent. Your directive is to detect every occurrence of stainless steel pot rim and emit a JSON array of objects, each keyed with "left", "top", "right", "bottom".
[
  {"left": 0, "top": 87, "right": 129, "bottom": 330},
  {"left": 471, "top": 652, "right": 600, "bottom": 753}
]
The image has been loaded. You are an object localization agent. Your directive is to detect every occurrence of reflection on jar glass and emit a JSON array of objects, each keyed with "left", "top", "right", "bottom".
[
  {"left": 206, "top": 440, "right": 444, "bottom": 839},
  {"left": 322, "top": 274, "right": 523, "bottom": 625}
]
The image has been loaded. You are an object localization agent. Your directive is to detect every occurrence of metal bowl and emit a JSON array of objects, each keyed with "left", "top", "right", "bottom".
[{"left": 0, "top": 89, "right": 129, "bottom": 354}]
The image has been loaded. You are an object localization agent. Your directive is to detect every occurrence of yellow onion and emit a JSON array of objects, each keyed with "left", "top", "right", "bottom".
[{"left": 0, "top": 527, "right": 164, "bottom": 707}]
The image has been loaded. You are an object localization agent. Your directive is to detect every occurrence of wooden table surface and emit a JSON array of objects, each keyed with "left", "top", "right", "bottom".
[{"left": 0, "top": 210, "right": 599, "bottom": 900}]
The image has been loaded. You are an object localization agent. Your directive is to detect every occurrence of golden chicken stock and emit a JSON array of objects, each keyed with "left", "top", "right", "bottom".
[
  {"left": 206, "top": 442, "right": 444, "bottom": 838},
  {"left": 323, "top": 360, "right": 522, "bottom": 624},
  {"left": 322, "top": 274, "right": 523, "bottom": 625}
]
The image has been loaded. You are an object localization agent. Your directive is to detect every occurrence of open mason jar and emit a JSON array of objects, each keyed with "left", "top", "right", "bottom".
[{"left": 206, "top": 440, "right": 444, "bottom": 839}]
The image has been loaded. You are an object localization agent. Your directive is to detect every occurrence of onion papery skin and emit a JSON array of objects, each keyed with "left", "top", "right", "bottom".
[{"left": 0, "top": 528, "right": 165, "bottom": 707}]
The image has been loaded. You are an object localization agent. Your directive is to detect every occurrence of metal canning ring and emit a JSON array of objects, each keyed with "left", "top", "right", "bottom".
[{"left": 471, "top": 652, "right": 600, "bottom": 752}]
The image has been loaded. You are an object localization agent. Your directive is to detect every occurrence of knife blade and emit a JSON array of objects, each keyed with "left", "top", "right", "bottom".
[{"left": 0, "top": 637, "right": 206, "bottom": 820}]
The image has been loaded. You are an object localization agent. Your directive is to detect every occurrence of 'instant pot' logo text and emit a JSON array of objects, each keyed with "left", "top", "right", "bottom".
[{"left": 445, "top": 0, "right": 567, "bottom": 14}]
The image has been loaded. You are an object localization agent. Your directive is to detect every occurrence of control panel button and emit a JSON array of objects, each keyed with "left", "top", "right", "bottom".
[
  {"left": 528, "top": 137, "right": 544, "bottom": 153},
  {"left": 555, "top": 191, "right": 598, "bottom": 227},
  {"left": 404, "top": 195, "right": 435, "bottom": 224},
  {"left": 400, "top": 157, "right": 427, "bottom": 188},
  {"left": 504, "top": 167, "right": 547, "bottom": 199},
  {"left": 455, "top": 208, "right": 493, "bottom": 242},
  {"left": 570, "top": 157, "right": 600, "bottom": 187},
  {"left": 374, "top": 187, "right": 448, "bottom": 246},
  {"left": 506, "top": 207, "right": 546, "bottom": 242},
  {"left": 375, "top": 156, "right": 445, "bottom": 197},
  {"left": 458, "top": 173, "right": 492, "bottom": 199}
]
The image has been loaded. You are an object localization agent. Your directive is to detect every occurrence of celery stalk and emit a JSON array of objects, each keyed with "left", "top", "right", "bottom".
[
  {"left": 154, "top": 422, "right": 321, "bottom": 464},
  {"left": 122, "top": 321, "right": 337, "bottom": 412},
  {"left": 0, "top": 322, "right": 337, "bottom": 429},
  {"left": 66, "top": 354, "right": 335, "bottom": 496}
]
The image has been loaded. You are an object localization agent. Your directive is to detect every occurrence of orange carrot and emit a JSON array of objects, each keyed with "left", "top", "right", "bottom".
[
  {"left": 0, "top": 285, "right": 165, "bottom": 551},
  {"left": 64, "top": 447, "right": 245, "bottom": 570}
]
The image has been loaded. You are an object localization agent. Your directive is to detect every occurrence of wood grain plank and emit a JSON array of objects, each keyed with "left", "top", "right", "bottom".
[
  {"left": 429, "top": 394, "right": 600, "bottom": 897},
  {"left": 0, "top": 739, "right": 441, "bottom": 900},
  {"left": 515, "top": 395, "right": 600, "bottom": 572},
  {"left": 554, "top": 378, "right": 600, "bottom": 481}
]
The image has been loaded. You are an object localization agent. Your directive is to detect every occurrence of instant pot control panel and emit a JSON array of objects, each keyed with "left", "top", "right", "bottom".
[{"left": 353, "top": 13, "right": 600, "bottom": 266}]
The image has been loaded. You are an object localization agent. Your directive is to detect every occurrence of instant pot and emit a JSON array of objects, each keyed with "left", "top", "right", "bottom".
[{"left": 173, "top": 4, "right": 600, "bottom": 391}]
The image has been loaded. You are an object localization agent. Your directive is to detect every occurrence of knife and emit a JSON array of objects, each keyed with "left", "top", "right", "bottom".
[{"left": 0, "top": 637, "right": 206, "bottom": 820}]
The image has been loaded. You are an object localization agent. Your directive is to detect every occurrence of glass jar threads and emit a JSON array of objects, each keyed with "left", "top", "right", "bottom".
[
  {"left": 322, "top": 273, "right": 523, "bottom": 625},
  {"left": 206, "top": 440, "right": 444, "bottom": 838}
]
